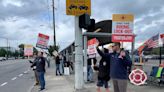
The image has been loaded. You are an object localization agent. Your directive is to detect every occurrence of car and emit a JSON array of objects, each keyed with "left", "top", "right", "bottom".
[
  {"left": 0, "top": 57, "right": 6, "bottom": 61},
  {"left": 69, "top": 4, "right": 77, "bottom": 10},
  {"left": 79, "top": 5, "right": 88, "bottom": 10}
]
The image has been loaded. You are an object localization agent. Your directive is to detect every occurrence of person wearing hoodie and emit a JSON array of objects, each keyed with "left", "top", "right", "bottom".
[
  {"left": 96, "top": 42, "right": 132, "bottom": 92},
  {"left": 96, "top": 48, "right": 110, "bottom": 92}
]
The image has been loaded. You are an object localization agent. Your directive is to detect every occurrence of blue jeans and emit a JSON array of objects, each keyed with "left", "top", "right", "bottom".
[
  {"left": 87, "top": 65, "right": 93, "bottom": 81},
  {"left": 56, "top": 64, "right": 61, "bottom": 75},
  {"left": 37, "top": 72, "right": 45, "bottom": 89},
  {"left": 60, "top": 61, "right": 64, "bottom": 74}
]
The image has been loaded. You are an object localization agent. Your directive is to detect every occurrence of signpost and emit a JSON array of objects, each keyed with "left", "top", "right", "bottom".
[
  {"left": 36, "top": 33, "right": 49, "bottom": 49},
  {"left": 129, "top": 69, "right": 147, "bottom": 86},
  {"left": 66, "top": 0, "right": 91, "bottom": 16},
  {"left": 24, "top": 45, "right": 33, "bottom": 58},
  {"left": 112, "top": 14, "right": 134, "bottom": 42},
  {"left": 160, "top": 34, "right": 164, "bottom": 46},
  {"left": 66, "top": 0, "right": 91, "bottom": 89},
  {"left": 160, "top": 34, "right": 164, "bottom": 65}
]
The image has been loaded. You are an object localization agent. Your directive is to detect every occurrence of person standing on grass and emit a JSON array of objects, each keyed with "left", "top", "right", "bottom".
[
  {"left": 31, "top": 52, "right": 46, "bottom": 91},
  {"left": 96, "top": 42, "right": 132, "bottom": 92}
]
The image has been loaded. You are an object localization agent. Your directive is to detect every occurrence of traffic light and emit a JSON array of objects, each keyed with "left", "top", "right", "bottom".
[{"left": 79, "top": 14, "right": 95, "bottom": 30}]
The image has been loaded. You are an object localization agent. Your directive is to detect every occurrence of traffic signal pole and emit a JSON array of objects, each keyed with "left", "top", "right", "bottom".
[{"left": 74, "top": 16, "right": 84, "bottom": 89}]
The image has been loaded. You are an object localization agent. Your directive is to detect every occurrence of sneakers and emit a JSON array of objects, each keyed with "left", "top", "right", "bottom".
[
  {"left": 34, "top": 83, "right": 39, "bottom": 86},
  {"left": 39, "top": 88, "right": 45, "bottom": 91}
]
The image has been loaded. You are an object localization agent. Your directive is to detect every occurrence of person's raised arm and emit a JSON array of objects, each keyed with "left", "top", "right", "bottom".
[{"left": 96, "top": 44, "right": 109, "bottom": 59}]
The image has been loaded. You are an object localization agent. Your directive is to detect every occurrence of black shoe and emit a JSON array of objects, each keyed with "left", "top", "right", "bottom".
[
  {"left": 34, "top": 83, "right": 39, "bottom": 86},
  {"left": 39, "top": 88, "right": 45, "bottom": 91}
]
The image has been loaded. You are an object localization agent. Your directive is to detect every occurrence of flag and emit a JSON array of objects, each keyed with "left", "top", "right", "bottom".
[{"left": 144, "top": 34, "right": 159, "bottom": 48}]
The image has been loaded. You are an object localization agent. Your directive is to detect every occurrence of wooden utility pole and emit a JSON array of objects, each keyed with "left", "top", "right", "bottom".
[{"left": 52, "top": 0, "right": 56, "bottom": 46}]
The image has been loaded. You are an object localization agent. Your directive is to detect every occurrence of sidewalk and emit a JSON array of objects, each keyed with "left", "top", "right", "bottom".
[
  {"left": 30, "top": 66, "right": 75, "bottom": 92},
  {"left": 31, "top": 65, "right": 164, "bottom": 92}
]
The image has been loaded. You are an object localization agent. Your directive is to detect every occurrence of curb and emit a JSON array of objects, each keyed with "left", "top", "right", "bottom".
[{"left": 28, "top": 82, "right": 35, "bottom": 92}]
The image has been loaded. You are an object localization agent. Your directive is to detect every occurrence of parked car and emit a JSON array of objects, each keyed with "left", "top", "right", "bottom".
[{"left": 0, "top": 57, "right": 6, "bottom": 61}]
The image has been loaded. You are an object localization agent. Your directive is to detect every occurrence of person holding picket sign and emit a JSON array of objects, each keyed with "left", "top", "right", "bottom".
[{"left": 96, "top": 41, "right": 132, "bottom": 92}]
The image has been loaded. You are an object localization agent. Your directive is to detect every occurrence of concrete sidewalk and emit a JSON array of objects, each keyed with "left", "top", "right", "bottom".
[
  {"left": 31, "top": 64, "right": 164, "bottom": 92},
  {"left": 30, "top": 66, "right": 75, "bottom": 92}
]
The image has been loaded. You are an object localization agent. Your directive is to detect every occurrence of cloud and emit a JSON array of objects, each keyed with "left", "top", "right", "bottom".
[{"left": 0, "top": 0, "right": 164, "bottom": 50}]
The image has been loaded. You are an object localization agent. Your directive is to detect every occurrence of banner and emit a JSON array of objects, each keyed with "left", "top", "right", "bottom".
[
  {"left": 87, "top": 38, "right": 98, "bottom": 57},
  {"left": 112, "top": 14, "right": 134, "bottom": 42},
  {"left": 24, "top": 45, "right": 33, "bottom": 56},
  {"left": 36, "top": 33, "right": 49, "bottom": 49}
]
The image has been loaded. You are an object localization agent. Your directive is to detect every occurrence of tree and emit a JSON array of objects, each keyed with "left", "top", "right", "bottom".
[
  {"left": 33, "top": 47, "right": 38, "bottom": 55},
  {"left": 0, "top": 49, "right": 7, "bottom": 57},
  {"left": 48, "top": 45, "right": 60, "bottom": 56},
  {"left": 18, "top": 44, "right": 24, "bottom": 57}
]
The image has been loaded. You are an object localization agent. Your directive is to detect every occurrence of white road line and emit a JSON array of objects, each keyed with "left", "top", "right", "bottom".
[
  {"left": 18, "top": 74, "right": 23, "bottom": 77},
  {"left": 11, "top": 77, "right": 17, "bottom": 80},
  {"left": 0, "top": 82, "right": 8, "bottom": 87},
  {"left": 24, "top": 71, "right": 27, "bottom": 74}
]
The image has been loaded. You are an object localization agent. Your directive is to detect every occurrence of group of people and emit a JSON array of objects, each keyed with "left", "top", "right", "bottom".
[
  {"left": 88, "top": 42, "right": 132, "bottom": 92},
  {"left": 30, "top": 52, "right": 46, "bottom": 91},
  {"left": 55, "top": 54, "right": 74, "bottom": 76},
  {"left": 29, "top": 42, "right": 131, "bottom": 92}
]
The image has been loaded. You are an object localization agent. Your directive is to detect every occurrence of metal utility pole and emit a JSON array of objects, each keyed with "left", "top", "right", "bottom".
[
  {"left": 83, "top": 36, "right": 88, "bottom": 82},
  {"left": 74, "top": 16, "right": 84, "bottom": 89},
  {"left": 52, "top": 0, "right": 56, "bottom": 46}
]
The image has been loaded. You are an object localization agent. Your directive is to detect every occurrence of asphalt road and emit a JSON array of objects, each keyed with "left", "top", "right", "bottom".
[{"left": 0, "top": 59, "right": 34, "bottom": 92}]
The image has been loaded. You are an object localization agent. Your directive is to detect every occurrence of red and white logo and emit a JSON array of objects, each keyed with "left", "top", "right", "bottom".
[{"left": 129, "top": 69, "right": 147, "bottom": 86}]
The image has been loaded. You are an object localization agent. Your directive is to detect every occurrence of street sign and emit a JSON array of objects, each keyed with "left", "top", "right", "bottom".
[
  {"left": 112, "top": 34, "right": 134, "bottom": 42},
  {"left": 24, "top": 45, "right": 33, "bottom": 56},
  {"left": 87, "top": 38, "right": 98, "bottom": 57},
  {"left": 129, "top": 69, "right": 147, "bottom": 86},
  {"left": 66, "top": 0, "right": 91, "bottom": 16},
  {"left": 36, "top": 33, "right": 49, "bottom": 49},
  {"left": 112, "top": 14, "right": 134, "bottom": 42}
]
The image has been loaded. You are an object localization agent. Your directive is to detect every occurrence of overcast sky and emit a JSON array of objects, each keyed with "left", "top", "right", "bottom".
[{"left": 0, "top": 0, "right": 164, "bottom": 50}]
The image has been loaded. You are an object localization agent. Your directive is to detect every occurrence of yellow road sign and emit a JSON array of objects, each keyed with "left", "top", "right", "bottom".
[
  {"left": 66, "top": 0, "right": 91, "bottom": 16},
  {"left": 112, "top": 14, "right": 134, "bottom": 22}
]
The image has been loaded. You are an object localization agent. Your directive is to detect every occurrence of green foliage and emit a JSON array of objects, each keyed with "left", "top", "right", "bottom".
[
  {"left": 143, "top": 47, "right": 164, "bottom": 55},
  {"left": 48, "top": 45, "right": 60, "bottom": 56},
  {"left": 18, "top": 44, "right": 24, "bottom": 57},
  {"left": 0, "top": 48, "right": 7, "bottom": 57},
  {"left": 33, "top": 47, "right": 38, "bottom": 55}
]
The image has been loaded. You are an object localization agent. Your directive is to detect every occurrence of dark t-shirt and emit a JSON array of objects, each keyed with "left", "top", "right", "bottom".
[
  {"left": 87, "top": 58, "right": 97, "bottom": 66},
  {"left": 56, "top": 56, "right": 60, "bottom": 64}
]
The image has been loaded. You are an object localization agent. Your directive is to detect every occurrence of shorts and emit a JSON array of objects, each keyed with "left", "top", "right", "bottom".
[{"left": 97, "top": 79, "right": 109, "bottom": 88}]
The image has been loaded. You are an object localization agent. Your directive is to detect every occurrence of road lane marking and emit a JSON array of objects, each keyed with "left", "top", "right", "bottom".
[
  {"left": 18, "top": 74, "right": 23, "bottom": 77},
  {"left": 0, "top": 82, "right": 8, "bottom": 87},
  {"left": 11, "top": 77, "right": 17, "bottom": 80},
  {"left": 24, "top": 71, "right": 28, "bottom": 74}
]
